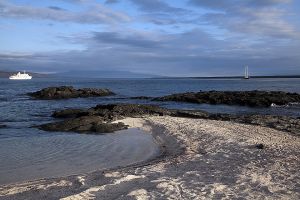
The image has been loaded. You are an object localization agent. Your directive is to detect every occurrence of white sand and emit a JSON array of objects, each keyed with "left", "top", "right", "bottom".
[{"left": 0, "top": 180, "right": 72, "bottom": 197}]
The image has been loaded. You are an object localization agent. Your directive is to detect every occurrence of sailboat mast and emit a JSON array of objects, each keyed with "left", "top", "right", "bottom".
[{"left": 245, "top": 66, "right": 249, "bottom": 79}]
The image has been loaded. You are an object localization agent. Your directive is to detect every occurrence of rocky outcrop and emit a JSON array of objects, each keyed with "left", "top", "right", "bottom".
[
  {"left": 38, "top": 103, "right": 300, "bottom": 136},
  {"left": 153, "top": 90, "right": 300, "bottom": 107},
  {"left": 89, "top": 104, "right": 172, "bottom": 121},
  {"left": 52, "top": 109, "right": 88, "bottom": 118},
  {"left": 37, "top": 104, "right": 172, "bottom": 133},
  {"left": 38, "top": 115, "right": 128, "bottom": 134},
  {"left": 52, "top": 104, "right": 172, "bottom": 121},
  {"left": 171, "top": 110, "right": 300, "bottom": 136},
  {"left": 28, "top": 86, "right": 114, "bottom": 100}
]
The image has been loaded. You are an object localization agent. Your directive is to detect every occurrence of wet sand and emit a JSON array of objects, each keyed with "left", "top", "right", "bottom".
[{"left": 0, "top": 116, "right": 299, "bottom": 199}]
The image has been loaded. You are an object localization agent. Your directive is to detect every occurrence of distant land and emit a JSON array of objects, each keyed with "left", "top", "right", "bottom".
[
  {"left": 55, "top": 70, "right": 161, "bottom": 78},
  {"left": 154, "top": 75, "right": 300, "bottom": 79},
  {"left": 1, "top": 70, "right": 300, "bottom": 79}
]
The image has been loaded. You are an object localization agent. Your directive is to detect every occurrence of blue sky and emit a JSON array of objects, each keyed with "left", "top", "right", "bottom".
[{"left": 0, "top": 0, "right": 300, "bottom": 76}]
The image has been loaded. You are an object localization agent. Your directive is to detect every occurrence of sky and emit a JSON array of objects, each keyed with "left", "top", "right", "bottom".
[{"left": 0, "top": 0, "right": 300, "bottom": 76}]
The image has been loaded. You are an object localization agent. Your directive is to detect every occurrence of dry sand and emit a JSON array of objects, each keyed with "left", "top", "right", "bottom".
[{"left": 0, "top": 116, "right": 299, "bottom": 199}]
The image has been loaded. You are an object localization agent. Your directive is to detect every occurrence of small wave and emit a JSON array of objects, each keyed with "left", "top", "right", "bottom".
[
  {"left": 0, "top": 97, "right": 8, "bottom": 101},
  {"left": 271, "top": 102, "right": 300, "bottom": 108}
]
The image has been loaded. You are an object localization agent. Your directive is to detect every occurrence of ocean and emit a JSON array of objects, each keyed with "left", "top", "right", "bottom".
[{"left": 0, "top": 77, "right": 300, "bottom": 184}]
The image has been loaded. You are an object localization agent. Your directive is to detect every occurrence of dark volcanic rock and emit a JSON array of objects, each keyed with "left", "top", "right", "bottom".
[
  {"left": 52, "top": 109, "right": 89, "bottom": 118},
  {"left": 235, "top": 114, "right": 300, "bottom": 136},
  {"left": 92, "top": 122, "right": 128, "bottom": 133},
  {"left": 52, "top": 104, "right": 172, "bottom": 121},
  {"left": 170, "top": 110, "right": 300, "bottom": 136},
  {"left": 153, "top": 90, "right": 300, "bottom": 107},
  {"left": 89, "top": 104, "right": 172, "bottom": 121},
  {"left": 38, "top": 103, "right": 300, "bottom": 136},
  {"left": 38, "top": 115, "right": 128, "bottom": 133},
  {"left": 39, "top": 116, "right": 104, "bottom": 132},
  {"left": 28, "top": 86, "right": 114, "bottom": 100},
  {"left": 38, "top": 104, "right": 171, "bottom": 133}
]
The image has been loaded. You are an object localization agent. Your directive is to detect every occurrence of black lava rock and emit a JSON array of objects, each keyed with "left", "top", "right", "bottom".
[{"left": 28, "top": 86, "right": 115, "bottom": 100}]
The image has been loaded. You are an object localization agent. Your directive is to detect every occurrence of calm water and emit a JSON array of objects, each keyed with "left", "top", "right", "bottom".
[
  {"left": 0, "top": 128, "right": 158, "bottom": 185},
  {"left": 0, "top": 77, "right": 300, "bottom": 184}
]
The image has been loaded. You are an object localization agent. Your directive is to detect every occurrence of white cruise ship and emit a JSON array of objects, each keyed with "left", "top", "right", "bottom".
[{"left": 9, "top": 71, "right": 32, "bottom": 80}]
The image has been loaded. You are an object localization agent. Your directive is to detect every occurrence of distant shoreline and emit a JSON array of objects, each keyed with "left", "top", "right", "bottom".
[
  {"left": 152, "top": 75, "right": 300, "bottom": 79},
  {"left": 0, "top": 70, "right": 300, "bottom": 79},
  {"left": 1, "top": 70, "right": 300, "bottom": 79}
]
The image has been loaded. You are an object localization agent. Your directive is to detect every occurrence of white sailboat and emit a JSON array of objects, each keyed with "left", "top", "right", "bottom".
[
  {"left": 244, "top": 66, "right": 249, "bottom": 79},
  {"left": 9, "top": 71, "right": 32, "bottom": 80}
]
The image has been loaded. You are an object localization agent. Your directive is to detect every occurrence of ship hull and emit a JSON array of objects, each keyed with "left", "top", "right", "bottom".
[{"left": 9, "top": 77, "right": 32, "bottom": 80}]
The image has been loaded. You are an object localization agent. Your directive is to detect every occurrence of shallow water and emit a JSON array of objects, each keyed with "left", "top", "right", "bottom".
[
  {"left": 0, "top": 77, "right": 300, "bottom": 185},
  {"left": 0, "top": 128, "right": 159, "bottom": 185},
  {"left": 1, "top": 78, "right": 300, "bottom": 119}
]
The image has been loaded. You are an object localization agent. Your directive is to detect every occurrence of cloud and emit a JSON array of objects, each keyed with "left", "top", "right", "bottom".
[
  {"left": 3, "top": 27, "right": 299, "bottom": 76},
  {"left": 105, "top": 0, "right": 120, "bottom": 4},
  {"left": 59, "top": 0, "right": 90, "bottom": 3},
  {"left": 93, "top": 31, "right": 162, "bottom": 48},
  {"left": 90, "top": 28, "right": 222, "bottom": 55},
  {"left": 191, "top": 0, "right": 299, "bottom": 39},
  {"left": 53, "top": 27, "right": 299, "bottom": 75},
  {"left": 189, "top": 0, "right": 291, "bottom": 10},
  {"left": 48, "top": 6, "right": 66, "bottom": 11},
  {"left": 203, "top": 9, "right": 299, "bottom": 38},
  {"left": 128, "top": 0, "right": 186, "bottom": 13},
  {"left": 247, "top": 0, "right": 291, "bottom": 7},
  {"left": 0, "top": 1, "right": 130, "bottom": 24}
]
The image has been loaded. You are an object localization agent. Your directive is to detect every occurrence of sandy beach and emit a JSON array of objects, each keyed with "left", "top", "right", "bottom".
[{"left": 0, "top": 116, "right": 299, "bottom": 199}]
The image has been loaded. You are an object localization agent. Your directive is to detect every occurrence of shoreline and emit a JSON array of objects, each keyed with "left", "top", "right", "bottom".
[
  {"left": 1, "top": 116, "right": 299, "bottom": 199},
  {"left": 0, "top": 127, "right": 162, "bottom": 186},
  {"left": 0, "top": 117, "right": 184, "bottom": 198}
]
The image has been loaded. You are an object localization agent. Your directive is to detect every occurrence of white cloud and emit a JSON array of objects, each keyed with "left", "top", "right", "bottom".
[{"left": 0, "top": 1, "right": 130, "bottom": 24}]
